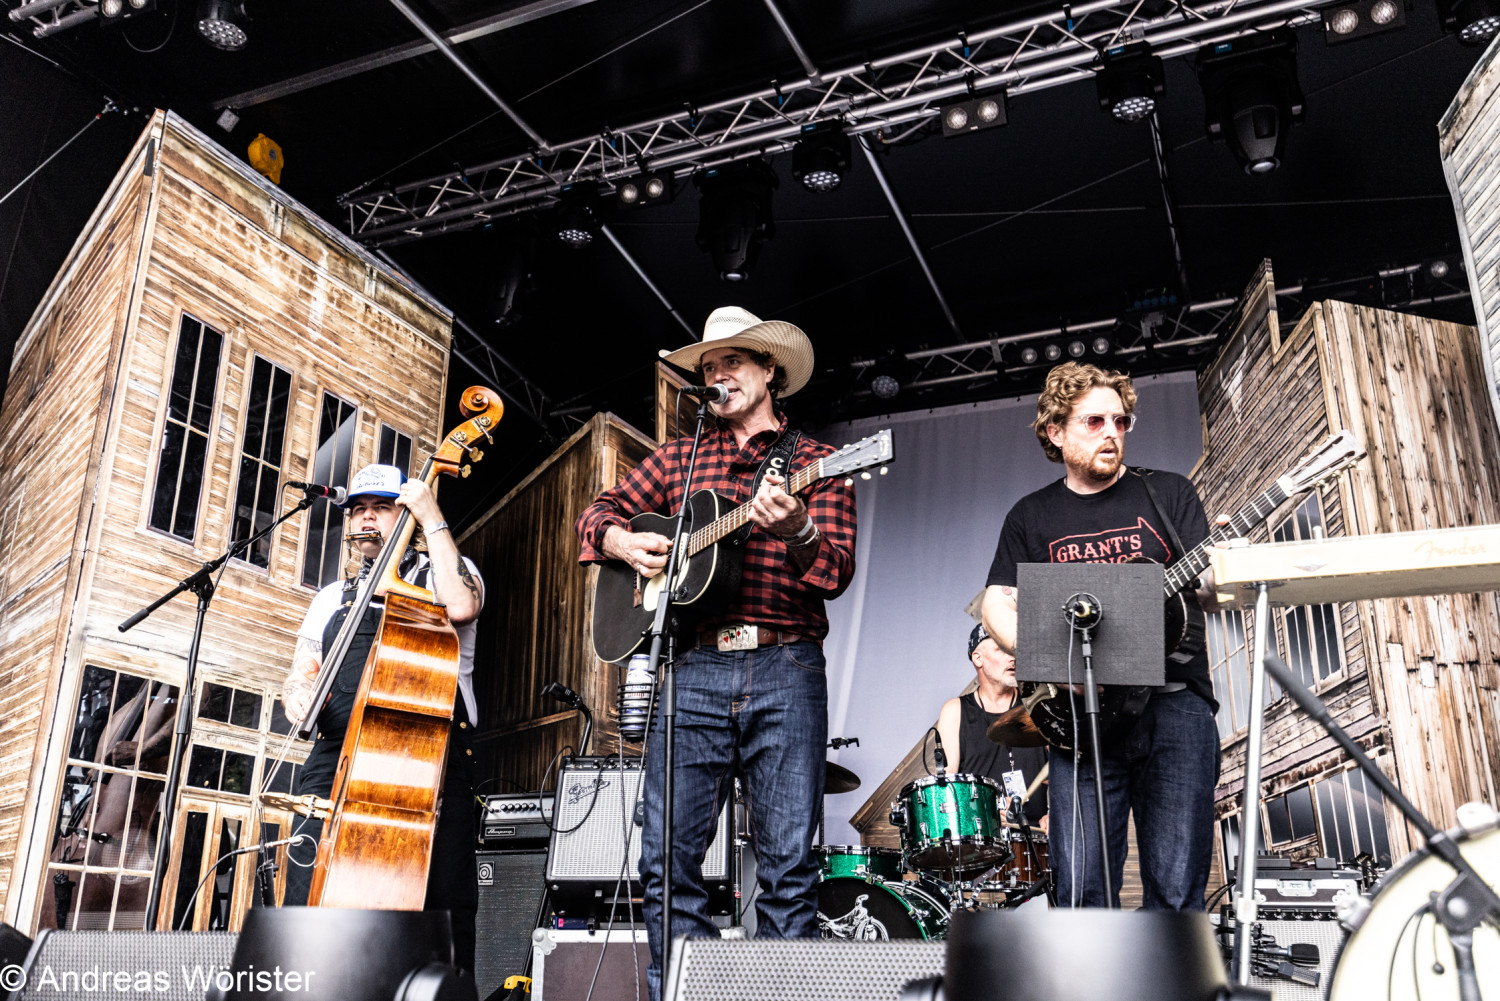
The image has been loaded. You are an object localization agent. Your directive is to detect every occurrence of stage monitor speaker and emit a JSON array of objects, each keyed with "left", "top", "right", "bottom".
[
  {"left": 1, "top": 922, "right": 31, "bottom": 968},
  {"left": 474, "top": 848, "right": 548, "bottom": 1001},
  {"left": 532, "top": 928, "right": 648, "bottom": 1001},
  {"left": 1246, "top": 915, "right": 1347, "bottom": 1001},
  {"left": 9, "top": 929, "right": 237, "bottom": 1001},
  {"left": 547, "top": 758, "right": 732, "bottom": 901},
  {"left": 662, "top": 939, "right": 945, "bottom": 1001}
]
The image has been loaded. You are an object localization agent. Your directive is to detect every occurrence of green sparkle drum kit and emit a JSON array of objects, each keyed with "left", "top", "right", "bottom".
[{"left": 815, "top": 769, "right": 1052, "bottom": 943}]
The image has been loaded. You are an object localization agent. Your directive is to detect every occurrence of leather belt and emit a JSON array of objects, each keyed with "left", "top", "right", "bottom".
[
  {"left": 698, "top": 625, "right": 814, "bottom": 649},
  {"left": 1154, "top": 681, "right": 1188, "bottom": 694}
]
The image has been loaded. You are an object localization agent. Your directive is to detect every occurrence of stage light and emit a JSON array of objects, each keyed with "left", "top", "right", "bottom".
[
  {"left": 555, "top": 181, "right": 600, "bottom": 249},
  {"left": 1321, "top": 0, "right": 1406, "bottom": 43},
  {"left": 1197, "top": 29, "right": 1304, "bottom": 174},
  {"left": 792, "top": 124, "right": 852, "bottom": 193},
  {"left": 1019, "top": 346, "right": 1040, "bottom": 366},
  {"left": 196, "top": 0, "right": 247, "bottom": 49},
  {"left": 866, "top": 352, "right": 907, "bottom": 399},
  {"left": 1067, "top": 340, "right": 1087, "bottom": 359},
  {"left": 615, "top": 169, "right": 674, "bottom": 209},
  {"left": 1043, "top": 343, "right": 1063, "bottom": 362},
  {"left": 694, "top": 160, "right": 777, "bottom": 281},
  {"left": 940, "top": 94, "right": 1007, "bottom": 137},
  {"left": 99, "top": 0, "right": 154, "bottom": 25},
  {"left": 1091, "top": 336, "right": 1112, "bottom": 356},
  {"left": 1438, "top": 0, "right": 1500, "bottom": 43},
  {"left": 1096, "top": 43, "right": 1165, "bottom": 124}
]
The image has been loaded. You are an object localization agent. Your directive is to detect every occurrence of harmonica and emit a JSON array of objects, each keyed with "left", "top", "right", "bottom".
[{"left": 345, "top": 530, "right": 384, "bottom": 545}]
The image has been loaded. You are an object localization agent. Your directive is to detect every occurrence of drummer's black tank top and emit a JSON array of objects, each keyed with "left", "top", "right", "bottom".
[{"left": 957, "top": 691, "right": 1048, "bottom": 824}]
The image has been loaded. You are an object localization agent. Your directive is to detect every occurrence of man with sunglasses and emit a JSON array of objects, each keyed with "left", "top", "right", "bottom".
[{"left": 980, "top": 361, "right": 1221, "bottom": 910}]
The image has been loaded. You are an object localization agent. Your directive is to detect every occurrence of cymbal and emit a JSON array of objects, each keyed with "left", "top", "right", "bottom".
[
  {"left": 986, "top": 705, "right": 1048, "bottom": 748},
  {"left": 825, "top": 760, "right": 861, "bottom": 794}
]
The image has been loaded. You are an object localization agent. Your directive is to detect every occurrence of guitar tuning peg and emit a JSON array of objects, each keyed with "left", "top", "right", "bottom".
[
  {"left": 468, "top": 447, "right": 485, "bottom": 462},
  {"left": 860, "top": 471, "right": 871, "bottom": 480},
  {"left": 879, "top": 466, "right": 889, "bottom": 475},
  {"left": 844, "top": 477, "right": 854, "bottom": 487},
  {"left": 461, "top": 464, "right": 472, "bottom": 478}
]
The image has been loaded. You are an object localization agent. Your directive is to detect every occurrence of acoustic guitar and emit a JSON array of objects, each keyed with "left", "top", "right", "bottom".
[{"left": 591, "top": 430, "right": 894, "bottom": 664}]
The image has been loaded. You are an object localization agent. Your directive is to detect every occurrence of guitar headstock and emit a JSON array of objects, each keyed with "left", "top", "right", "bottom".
[
  {"left": 430, "top": 386, "right": 505, "bottom": 479},
  {"left": 1279, "top": 429, "right": 1364, "bottom": 495},
  {"left": 822, "top": 429, "right": 895, "bottom": 483}
]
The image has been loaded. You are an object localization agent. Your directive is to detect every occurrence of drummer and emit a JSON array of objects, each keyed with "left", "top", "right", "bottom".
[{"left": 936, "top": 623, "right": 1049, "bottom": 830}]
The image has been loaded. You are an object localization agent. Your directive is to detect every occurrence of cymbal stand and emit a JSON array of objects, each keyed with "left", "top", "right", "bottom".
[{"left": 1231, "top": 583, "right": 1272, "bottom": 984}]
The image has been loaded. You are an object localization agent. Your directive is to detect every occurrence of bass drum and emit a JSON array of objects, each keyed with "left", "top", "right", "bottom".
[
  {"left": 817, "top": 877, "right": 950, "bottom": 942},
  {"left": 1330, "top": 821, "right": 1500, "bottom": 1001}
]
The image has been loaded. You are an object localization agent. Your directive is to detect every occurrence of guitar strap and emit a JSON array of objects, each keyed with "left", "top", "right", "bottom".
[
  {"left": 1133, "top": 467, "right": 1207, "bottom": 665},
  {"left": 731, "top": 427, "right": 802, "bottom": 546}
]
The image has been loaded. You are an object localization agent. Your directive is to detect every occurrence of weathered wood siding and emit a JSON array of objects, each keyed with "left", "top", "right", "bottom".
[
  {"left": 1440, "top": 33, "right": 1500, "bottom": 442},
  {"left": 0, "top": 109, "right": 454, "bottom": 931},
  {"left": 0, "top": 130, "right": 156, "bottom": 919},
  {"left": 458, "top": 413, "right": 656, "bottom": 792}
]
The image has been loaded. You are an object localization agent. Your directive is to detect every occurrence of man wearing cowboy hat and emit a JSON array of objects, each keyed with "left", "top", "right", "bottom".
[
  {"left": 576, "top": 307, "right": 858, "bottom": 995},
  {"left": 279, "top": 463, "right": 486, "bottom": 973}
]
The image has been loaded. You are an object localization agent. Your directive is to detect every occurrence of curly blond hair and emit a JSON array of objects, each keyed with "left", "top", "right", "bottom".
[{"left": 1031, "top": 362, "right": 1138, "bottom": 463}]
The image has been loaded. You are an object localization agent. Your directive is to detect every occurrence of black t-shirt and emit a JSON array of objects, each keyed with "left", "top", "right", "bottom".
[
  {"left": 957, "top": 692, "right": 1049, "bottom": 824},
  {"left": 985, "top": 468, "right": 1214, "bottom": 706}
]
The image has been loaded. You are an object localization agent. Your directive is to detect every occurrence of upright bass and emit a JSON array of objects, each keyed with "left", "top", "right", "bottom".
[{"left": 293, "top": 386, "right": 502, "bottom": 909}]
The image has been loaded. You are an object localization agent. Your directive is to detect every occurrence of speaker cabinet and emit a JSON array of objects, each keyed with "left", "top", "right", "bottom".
[
  {"left": 474, "top": 848, "right": 549, "bottom": 1001},
  {"left": 11, "top": 929, "right": 237, "bottom": 1001},
  {"left": 547, "top": 758, "right": 732, "bottom": 907},
  {"left": 662, "top": 938, "right": 945, "bottom": 1001},
  {"left": 532, "top": 928, "right": 649, "bottom": 1001}
]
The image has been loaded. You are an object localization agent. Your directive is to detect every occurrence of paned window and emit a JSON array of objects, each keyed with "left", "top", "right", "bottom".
[
  {"left": 300, "top": 392, "right": 358, "bottom": 589},
  {"left": 1207, "top": 609, "right": 1277, "bottom": 739},
  {"left": 1273, "top": 495, "right": 1345, "bottom": 686},
  {"left": 230, "top": 356, "right": 292, "bottom": 568},
  {"left": 1264, "top": 784, "right": 1318, "bottom": 845},
  {"left": 1316, "top": 766, "right": 1392, "bottom": 867},
  {"left": 378, "top": 423, "right": 413, "bottom": 476},
  {"left": 42, "top": 667, "right": 181, "bottom": 931},
  {"left": 149, "top": 315, "right": 223, "bottom": 541}
]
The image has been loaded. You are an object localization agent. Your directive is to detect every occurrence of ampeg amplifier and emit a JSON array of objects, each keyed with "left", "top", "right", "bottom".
[
  {"left": 481, "top": 792, "right": 554, "bottom": 848},
  {"left": 547, "top": 757, "right": 734, "bottom": 913}
]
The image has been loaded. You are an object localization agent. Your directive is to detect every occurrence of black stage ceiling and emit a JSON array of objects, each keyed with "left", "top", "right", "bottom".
[{"left": 0, "top": 0, "right": 1489, "bottom": 519}]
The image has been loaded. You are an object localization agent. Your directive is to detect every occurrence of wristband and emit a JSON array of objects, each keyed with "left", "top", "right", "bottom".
[
  {"left": 426, "top": 520, "right": 450, "bottom": 535},
  {"left": 787, "top": 524, "right": 820, "bottom": 549},
  {"left": 788, "top": 518, "right": 816, "bottom": 543}
]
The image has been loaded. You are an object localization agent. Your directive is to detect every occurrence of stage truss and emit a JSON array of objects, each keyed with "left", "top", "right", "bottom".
[{"left": 340, "top": 0, "right": 1341, "bottom": 248}]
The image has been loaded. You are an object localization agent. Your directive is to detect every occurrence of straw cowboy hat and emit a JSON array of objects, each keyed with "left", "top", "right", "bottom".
[{"left": 659, "top": 306, "right": 815, "bottom": 397}]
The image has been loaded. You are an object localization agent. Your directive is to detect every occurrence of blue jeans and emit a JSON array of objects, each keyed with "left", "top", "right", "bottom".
[
  {"left": 639, "top": 641, "right": 828, "bottom": 1001},
  {"left": 1048, "top": 688, "right": 1220, "bottom": 910}
]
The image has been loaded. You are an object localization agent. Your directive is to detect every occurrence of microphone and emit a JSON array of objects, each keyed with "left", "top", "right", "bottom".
[
  {"left": 680, "top": 384, "right": 731, "bottom": 404},
  {"left": 1253, "top": 942, "right": 1320, "bottom": 966},
  {"left": 543, "top": 681, "right": 585, "bottom": 710},
  {"left": 286, "top": 481, "right": 348, "bottom": 504},
  {"left": 1063, "top": 592, "right": 1102, "bottom": 629},
  {"left": 932, "top": 728, "right": 948, "bottom": 773}
]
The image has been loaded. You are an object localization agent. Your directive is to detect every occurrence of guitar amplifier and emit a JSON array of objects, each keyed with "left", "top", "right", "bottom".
[
  {"left": 547, "top": 757, "right": 734, "bottom": 913},
  {"left": 481, "top": 792, "right": 554, "bottom": 848}
]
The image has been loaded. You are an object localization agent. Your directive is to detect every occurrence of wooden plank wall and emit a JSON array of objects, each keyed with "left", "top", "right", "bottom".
[
  {"left": 458, "top": 413, "right": 657, "bottom": 793},
  {"left": 1195, "top": 299, "right": 1381, "bottom": 826},
  {"left": 1439, "top": 35, "right": 1500, "bottom": 441},
  {"left": 1317, "top": 300, "right": 1500, "bottom": 840},
  {"left": 0, "top": 110, "right": 455, "bottom": 929},
  {"left": 0, "top": 135, "right": 156, "bottom": 920}
]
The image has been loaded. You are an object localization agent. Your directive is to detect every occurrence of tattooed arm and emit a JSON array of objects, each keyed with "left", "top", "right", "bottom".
[
  {"left": 395, "top": 480, "right": 484, "bottom": 623},
  {"left": 282, "top": 634, "right": 324, "bottom": 725}
]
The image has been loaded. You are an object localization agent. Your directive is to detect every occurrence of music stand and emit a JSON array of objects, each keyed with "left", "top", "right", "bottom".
[{"left": 1016, "top": 562, "right": 1165, "bottom": 906}]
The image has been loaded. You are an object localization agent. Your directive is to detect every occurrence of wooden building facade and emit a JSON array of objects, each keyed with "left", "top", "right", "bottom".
[
  {"left": 1195, "top": 263, "right": 1500, "bottom": 873},
  {"left": 0, "top": 110, "right": 455, "bottom": 934}
]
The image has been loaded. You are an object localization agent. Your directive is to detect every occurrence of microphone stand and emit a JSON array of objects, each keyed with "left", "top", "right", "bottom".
[
  {"left": 1262, "top": 653, "right": 1500, "bottom": 1001},
  {"left": 121, "top": 493, "right": 315, "bottom": 930},
  {"left": 644, "top": 393, "right": 714, "bottom": 980},
  {"left": 1067, "top": 598, "right": 1114, "bottom": 908}
]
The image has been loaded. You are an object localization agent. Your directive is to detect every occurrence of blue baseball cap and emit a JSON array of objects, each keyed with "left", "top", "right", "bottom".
[{"left": 341, "top": 463, "right": 405, "bottom": 507}]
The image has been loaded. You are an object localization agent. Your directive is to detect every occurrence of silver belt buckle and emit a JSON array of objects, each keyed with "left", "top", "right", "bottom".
[{"left": 717, "top": 624, "right": 758, "bottom": 652}]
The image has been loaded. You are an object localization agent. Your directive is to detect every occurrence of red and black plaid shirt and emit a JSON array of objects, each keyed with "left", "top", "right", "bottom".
[{"left": 576, "top": 416, "right": 858, "bottom": 640}]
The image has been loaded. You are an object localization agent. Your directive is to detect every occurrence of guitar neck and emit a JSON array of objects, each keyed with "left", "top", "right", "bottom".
[
  {"left": 685, "top": 462, "right": 822, "bottom": 556},
  {"left": 1163, "top": 481, "right": 1291, "bottom": 597}
]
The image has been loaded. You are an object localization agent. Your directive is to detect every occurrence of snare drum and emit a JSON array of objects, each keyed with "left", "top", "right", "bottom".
[
  {"left": 891, "top": 773, "right": 1010, "bottom": 873},
  {"left": 817, "top": 876, "right": 950, "bottom": 941},
  {"left": 816, "top": 845, "right": 903, "bottom": 883},
  {"left": 996, "top": 828, "right": 1050, "bottom": 886}
]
